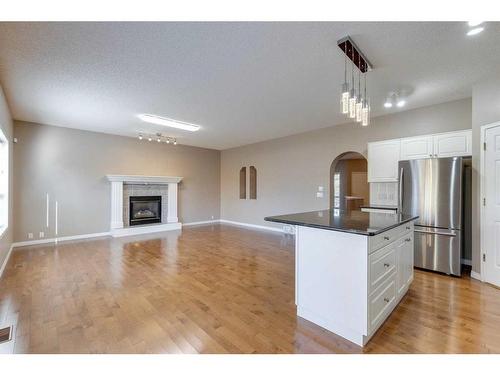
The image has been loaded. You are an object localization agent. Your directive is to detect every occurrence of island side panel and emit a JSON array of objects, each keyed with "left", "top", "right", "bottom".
[{"left": 295, "top": 226, "right": 368, "bottom": 346}]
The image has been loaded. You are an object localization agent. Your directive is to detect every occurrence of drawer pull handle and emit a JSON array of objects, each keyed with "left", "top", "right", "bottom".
[
  {"left": 406, "top": 226, "right": 410, "bottom": 230},
  {"left": 384, "top": 263, "right": 390, "bottom": 268},
  {"left": 405, "top": 238, "right": 411, "bottom": 242},
  {"left": 384, "top": 297, "right": 390, "bottom": 303},
  {"left": 383, "top": 236, "right": 390, "bottom": 240}
]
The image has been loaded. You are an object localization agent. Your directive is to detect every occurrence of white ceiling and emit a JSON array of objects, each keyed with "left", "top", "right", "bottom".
[{"left": 0, "top": 22, "right": 499, "bottom": 150}]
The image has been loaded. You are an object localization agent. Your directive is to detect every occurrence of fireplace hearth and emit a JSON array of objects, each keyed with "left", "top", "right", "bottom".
[{"left": 129, "top": 196, "right": 162, "bottom": 226}]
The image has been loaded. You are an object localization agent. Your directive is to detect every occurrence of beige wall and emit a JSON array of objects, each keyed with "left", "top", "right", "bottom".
[
  {"left": 13, "top": 121, "right": 221, "bottom": 242},
  {"left": 471, "top": 77, "right": 500, "bottom": 274},
  {"left": 0, "top": 86, "right": 13, "bottom": 270},
  {"left": 221, "top": 98, "right": 472, "bottom": 229}
]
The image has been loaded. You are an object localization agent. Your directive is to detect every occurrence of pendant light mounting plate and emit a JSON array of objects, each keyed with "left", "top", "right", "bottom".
[{"left": 337, "top": 36, "right": 372, "bottom": 73}]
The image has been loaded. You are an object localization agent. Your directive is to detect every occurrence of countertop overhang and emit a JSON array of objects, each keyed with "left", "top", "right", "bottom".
[{"left": 265, "top": 209, "right": 418, "bottom": 236}]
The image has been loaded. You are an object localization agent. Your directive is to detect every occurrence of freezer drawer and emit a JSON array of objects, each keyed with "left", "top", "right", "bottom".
[{"left": 414, "top": 227, "right": 461, "bottom": 276}]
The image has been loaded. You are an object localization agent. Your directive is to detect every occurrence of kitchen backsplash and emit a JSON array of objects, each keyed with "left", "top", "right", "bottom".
[{"left": 370, "top": 182, "right": 398, "bottom": 207}]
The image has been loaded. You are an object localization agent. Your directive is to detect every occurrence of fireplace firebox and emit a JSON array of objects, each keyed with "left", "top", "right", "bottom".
[{"left": 129, "top": 196, "right": 162, "bottom": 226}]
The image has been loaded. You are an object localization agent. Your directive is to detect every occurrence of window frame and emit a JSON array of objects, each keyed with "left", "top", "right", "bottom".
[{"left": 0, "top": 128, "right": 8, "bottom": 238}]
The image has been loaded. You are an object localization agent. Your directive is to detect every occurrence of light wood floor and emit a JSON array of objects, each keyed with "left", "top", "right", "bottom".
[{"left": 1, "top": 224, "right": 499, "bottom": 354}]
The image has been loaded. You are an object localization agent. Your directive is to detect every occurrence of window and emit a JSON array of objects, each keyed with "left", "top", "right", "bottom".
[
  {"left": 0, "top": 128, "right": 8, "bottom": 236},
  {"left": 333, "top": 172, "right": 340, "bottom": 208}
]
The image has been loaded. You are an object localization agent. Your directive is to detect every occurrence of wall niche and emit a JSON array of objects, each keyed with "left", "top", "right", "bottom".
[{"left": 239, "top": 167, "right": 246, "bottom": 199}]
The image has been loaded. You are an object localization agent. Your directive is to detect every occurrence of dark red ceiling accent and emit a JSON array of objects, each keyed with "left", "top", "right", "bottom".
[{"left": 337, "top": 36, "right": 372, "bottom": 73}]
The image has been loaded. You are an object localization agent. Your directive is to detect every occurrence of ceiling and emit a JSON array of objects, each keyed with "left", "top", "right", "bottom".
[{"left": 0, "top": 22, "right": 499, "bottom": 150}]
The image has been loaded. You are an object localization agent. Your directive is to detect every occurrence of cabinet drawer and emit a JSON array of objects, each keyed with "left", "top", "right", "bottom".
[
  {"left": 368, "top": 274, "right": 396, "bottom": 334},
  {"left": 369, "top": 243, "right": 396, "bottom": 293},
  {"left": 369, "top": 223, "right": 412, "bottom": 253}
]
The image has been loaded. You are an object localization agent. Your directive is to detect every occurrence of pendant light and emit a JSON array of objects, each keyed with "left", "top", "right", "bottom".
[
  {"left": 362, "top": 73, "right": 370, "bottom": 126},
  {"left": 348, "top": 58, "right": 357, "bottom": 118},
  {"left": 340, "top": 44, "right": 349, "bottom": 114},
  {"left": 355, "top": 55, "right": 363, "bottom": 122},
  {"left": 337, "top": 36, "right": 372, "bottom": 126}
]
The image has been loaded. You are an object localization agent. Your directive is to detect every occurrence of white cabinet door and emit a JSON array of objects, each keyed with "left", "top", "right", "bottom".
[
  {"left": 368, "top": 140, "right": 401, "bottom": 182},
  {"left": 400, "top": 136, "right": 434, "bottom": 160},
  {"left": 395, "top": 233, "right": 413, "bottom": 297},
  {"left": 433, "top": 130, "right": 472, "bottom": 157}
]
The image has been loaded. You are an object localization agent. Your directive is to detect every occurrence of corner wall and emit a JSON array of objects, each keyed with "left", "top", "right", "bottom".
[{"left": 0, "top": 86, "right": 14, "bottom": 271}]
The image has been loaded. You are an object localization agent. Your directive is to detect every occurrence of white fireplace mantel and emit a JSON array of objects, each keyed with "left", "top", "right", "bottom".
[{"left": 106, "top": 174, "right": 183, "bottom": 237}]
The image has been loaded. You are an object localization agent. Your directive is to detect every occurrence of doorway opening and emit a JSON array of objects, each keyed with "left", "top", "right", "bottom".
[{"left": 330, "top": 151, "right": 369, "bottom": 211}]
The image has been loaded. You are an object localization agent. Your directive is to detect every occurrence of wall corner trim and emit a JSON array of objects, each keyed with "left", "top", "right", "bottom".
[
  {"left": 470, "top": 271, "right": 482, "bottom": 281},
  {"left": 0, "top": 243, "right": 14, "bottom": 279}
]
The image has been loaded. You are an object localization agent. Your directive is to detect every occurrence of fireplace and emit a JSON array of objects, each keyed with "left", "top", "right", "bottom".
[{"left": 129, "top": 196, "right": 162, "bottom": 226}]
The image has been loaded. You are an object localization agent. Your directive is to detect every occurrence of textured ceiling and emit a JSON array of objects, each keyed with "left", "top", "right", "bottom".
[{"left": 0, "top": 22, "right": 499, "bottom": 150}]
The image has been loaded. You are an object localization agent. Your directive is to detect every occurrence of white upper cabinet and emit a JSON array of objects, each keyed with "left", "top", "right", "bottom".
[
  {"left": 368, "top": 140, "right": 401, "bottom": 182},
  {"left": 400, "top": 135, "right": 434, "bottom": 160},
  {"left": 368, "top": 129, "right": 472, "bottom": 182},
  {"left": 433, "top": 130, "right": 472, "bottom": 158}
]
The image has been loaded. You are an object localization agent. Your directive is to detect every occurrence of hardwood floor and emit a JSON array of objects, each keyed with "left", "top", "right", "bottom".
[{"left": 0, "top": 223, "right": 499, "bottom": 354}]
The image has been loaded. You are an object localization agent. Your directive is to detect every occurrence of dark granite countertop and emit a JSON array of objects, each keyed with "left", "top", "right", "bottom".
[
  {"left": 360, "top": 205, "right": 398, "bottom": 211},
  {"left": 264, "top": 209, "right": 418, "bottom": 236}
]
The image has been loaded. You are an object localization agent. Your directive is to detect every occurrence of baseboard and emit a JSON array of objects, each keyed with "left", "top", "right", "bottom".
[
  {"left": 0, "top": 243, "right": 14, "bottom": 279},
  {"left": 12, "top": 231, "right": 110, "bottom": 248},
  {"left": 470, "top": 271, "right": 482, "bottom": 281},
  {"left": 219, "top": 219, "right": 284, "bottom": 233},
  {"left": 461, "top": 258, "right": 472, "bottom": 266},
  {"left": 183, "top": 219, "right": 220, "bottom": 226}
]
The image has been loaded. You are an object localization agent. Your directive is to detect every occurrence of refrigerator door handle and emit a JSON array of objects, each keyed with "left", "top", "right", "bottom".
[
  {"left": 399, "top": 167, "right": 404, "bottom": 211},
  {"left": 414, "top": 228, "right": 457, "bottom": 237}
]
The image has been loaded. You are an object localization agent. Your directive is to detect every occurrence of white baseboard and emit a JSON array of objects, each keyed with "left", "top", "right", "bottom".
[
  {"left": 219, "top": 219, "right": 284, "bottom": 233},
  {"left": 12, "top": 231, "right": 111, "bottom": 248},
  {"left": 183, "top": 219, "right": 219, "bottom": 226},
  {"left": 461, "top": 258, "right": 472, "bottom": 266},
  {"left": 111, "top": 222, "right": 181, "bottom": 237},
  {"left": 470, "top": 271, "right": 482, "bottom": 281},
  {"left": 0, "top": 244, "right": 14, "bottom": 279}
]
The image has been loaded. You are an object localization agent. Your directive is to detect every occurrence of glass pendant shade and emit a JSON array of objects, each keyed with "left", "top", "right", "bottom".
[
  {"left": 341, "top": 82, "right": 349, "bottom": 114},
  {"left": 355, "top": 97, "right": 363, "bottom": 122},
  {"left": 362, "top": 99, "right": 370, "bottom": 126},
  {"left": 348, "top": 88, "right": 356, "bottom": 118}
]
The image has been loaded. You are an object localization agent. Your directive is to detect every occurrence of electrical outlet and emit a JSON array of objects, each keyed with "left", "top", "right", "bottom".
[
  {"left": 39, "top": 232, "right": 45, "bottom": 238},
  {"left": 211, "top": 215, "right": 214, "bottom": 220},
  {"left": 316, "top": 191, "right": 324, "bottom": 198},
  {"left": 28, "top": 233, "right": 33, "bottom": 239}
]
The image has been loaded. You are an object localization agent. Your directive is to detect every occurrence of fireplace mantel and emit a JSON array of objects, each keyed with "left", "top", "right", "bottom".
[
  {"left": 106, "top": 174, "right": 183, "bottom": 237},
  {"left": 106, "top": 174, "right": 183, "bottom": 184}
]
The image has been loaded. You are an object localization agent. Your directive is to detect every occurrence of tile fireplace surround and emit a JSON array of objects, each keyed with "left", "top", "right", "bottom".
[{"left": 106, "top": 175, "right": 183, "bottom": 237}]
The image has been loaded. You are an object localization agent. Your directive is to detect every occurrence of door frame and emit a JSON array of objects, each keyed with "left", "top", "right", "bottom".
[{"left": 480, "top": 121, "right": 500, "bottom": 283}]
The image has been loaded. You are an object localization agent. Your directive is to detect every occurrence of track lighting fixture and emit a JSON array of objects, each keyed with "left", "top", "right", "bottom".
[{"left": 138, "top": 132, "right": 177, "bottom": 145}]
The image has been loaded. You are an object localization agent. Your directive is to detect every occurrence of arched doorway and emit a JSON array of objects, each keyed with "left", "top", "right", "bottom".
[{"left": 330, "top": 151, "right": 369, "bottom": 211}]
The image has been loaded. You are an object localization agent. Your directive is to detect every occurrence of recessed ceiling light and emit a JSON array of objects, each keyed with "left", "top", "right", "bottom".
[
  {"left": 137, "top": 114, "right": 201, "bottom": 132},
  {"left": 468, "top": 21, "right": 483, "bottom": 27},
  {"left": 384, "top": 102, "right": 393, "bottom": 108},
  {"left": 467, "top": 27, "right": 484, "bottom": 36},
  {"left": 397, "top": 100, "right": 406, "bottom": 108}
]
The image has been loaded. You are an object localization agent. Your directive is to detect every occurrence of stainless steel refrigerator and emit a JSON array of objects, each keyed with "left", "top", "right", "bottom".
[{"left": 398, "top": 157, "right": 463, "bottom": 276}]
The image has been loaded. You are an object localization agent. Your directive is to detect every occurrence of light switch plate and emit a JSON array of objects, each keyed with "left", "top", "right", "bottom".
[
  {"left": 318, "top": 186, "right": 324, "bottom": 192},
  {"left": 316, "top": 192, "right": 324, "bottom": 198}
]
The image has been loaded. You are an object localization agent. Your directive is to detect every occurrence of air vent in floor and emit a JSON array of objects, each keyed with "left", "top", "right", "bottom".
[{"left": 0, "top": 326, "right": 12, "bottom": 344}]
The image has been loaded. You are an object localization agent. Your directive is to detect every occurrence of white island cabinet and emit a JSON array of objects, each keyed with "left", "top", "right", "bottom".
[{"left": 265, "top": 209, "right": 416, "bottom": 347}]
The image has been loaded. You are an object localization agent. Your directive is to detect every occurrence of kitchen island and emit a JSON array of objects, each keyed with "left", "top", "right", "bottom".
[{"left": 265, "top": 209, "right": 418, "bottom": 347}]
